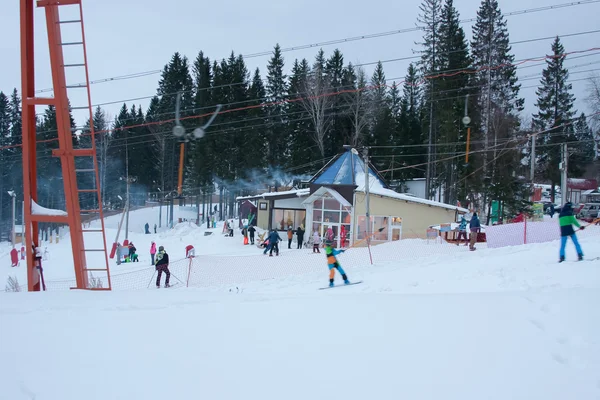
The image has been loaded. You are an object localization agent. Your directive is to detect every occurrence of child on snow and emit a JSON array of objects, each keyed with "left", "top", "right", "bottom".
[
  {"left": 324, "top": 240, "right": 349, "bottom": 287},
  {"left": 312, "top": 230, "right": 321, "bottom": 253},
  {"left": 558, "top": 202, "right": 584, "bottom": 262}
]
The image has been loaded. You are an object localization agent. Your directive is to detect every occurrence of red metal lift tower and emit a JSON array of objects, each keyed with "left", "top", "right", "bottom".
[{"left": 20, "top": 0, "right": 112, "bottom": 291}]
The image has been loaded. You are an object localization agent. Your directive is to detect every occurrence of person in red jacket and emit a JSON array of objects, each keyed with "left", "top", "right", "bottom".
[{"left": 150, "top": 241, "right": 157, "bottom": 266}]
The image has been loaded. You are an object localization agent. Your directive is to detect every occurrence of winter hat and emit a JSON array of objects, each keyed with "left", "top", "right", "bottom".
[{"left": 159, "top": 246, "right": 164, "bottom": 252}]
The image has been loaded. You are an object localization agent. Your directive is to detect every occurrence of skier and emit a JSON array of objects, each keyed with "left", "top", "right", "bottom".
[
  {"left": 287, "top": 227, "right": 294, "bottom": 249},
  {"left": 269, "top": 229, "right": 282, "bottom": 257},
  {"left": 150, "top": 241, "right": 157, "bottom": 266},
  {"left": 154, "top": 245, "right": 171, "bottom": 288},
  {"left": 312, "top": 229, "right": 321, "bottom": 253},
  {"left": 559, "top": 202, "right": 584, "bottom": 262},
  {"left": 324, "top": 240, "right": 350, "bottom": 287},
  {"left": 145, "top": 222, "right": 150, "bottom": 234},
  {"left": 456, "top": 215, "right": 468, "bottom": 246},
  {"left": 154, "top": 223, "right": 157, "bottom": 234},
  {"left": 296, "top": 226, "right": 304, "bottom": 249},
  {"left": 248, "top": 225, "right": 256, "bottom": 245},
  {"left": 469, "top": 213, "right": 480, "bottom": 251}
]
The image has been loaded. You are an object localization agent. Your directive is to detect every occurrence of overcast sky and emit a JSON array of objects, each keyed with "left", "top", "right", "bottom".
[{"left": 2, "top": 0, "right": 599, "bottom": 128}]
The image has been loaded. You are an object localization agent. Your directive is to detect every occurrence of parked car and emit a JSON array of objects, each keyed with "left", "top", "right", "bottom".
[{"left": 577, "top": 203, "right": 600, "bottom": 220}]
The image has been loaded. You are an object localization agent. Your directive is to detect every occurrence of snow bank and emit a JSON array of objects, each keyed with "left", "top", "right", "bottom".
[{"left": 31, "top": 200, "right": 67, "bottom": 216}]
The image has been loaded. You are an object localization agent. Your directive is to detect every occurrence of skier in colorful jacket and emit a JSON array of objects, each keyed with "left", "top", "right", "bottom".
[
  {"left": 558, "top": 202, "right": 584, "bottom": 262},
  {"left": 324, "top": 240, "right": 350, "bottom": 287}
]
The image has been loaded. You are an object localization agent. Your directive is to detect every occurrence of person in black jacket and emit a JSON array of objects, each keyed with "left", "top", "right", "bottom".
[
  {"left": 296, "top": 226, "right": 305, "bottom": 249},
  {"left": 248, "top": 225, "right": 256, "bottom": 245},
  {"left": 154, "top": 246, "right": 171, "bottom": 288}
]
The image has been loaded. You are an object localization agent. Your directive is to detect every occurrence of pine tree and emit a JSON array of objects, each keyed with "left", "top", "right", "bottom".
[
  {"left": 533, "top": 37, "right": 578, "bottom": 201},
  {"left": 471, "top": 0, "right": 523, "bottom": 172},
  {"left": 345, "top": 65, "right": 371, "bottom": 147},
  {"left": 572, "top": 113, "right": 595, "bottom": 175},
  {"left": 186, "top": 51, "right": 214, "bottom": 196},
  {"left": 155, "top": 52, "right": 195, "bottom": 192},
  {"left": 0, "top": 91, "right": 10, "bottom": 226},
  {"left": 288, "top": 59, "right": 316, "bottom": 173},
  {"left": 435, "top": 0, "right": 472, "bottom": 204},
  {"left": 265, "top": 44, "right": 288, "bottom": 167},
  {"left": 324, "top": 49, "right": 346, "bottom": 156},
  {"left": 416, "top": 0, "right": 443, "bottom": 197},
  {"left": 368, "top": 62, "right": 395, "bottom": 173},
  {"left": 396, "top": 64, "right": 426, "bottom": 183}
]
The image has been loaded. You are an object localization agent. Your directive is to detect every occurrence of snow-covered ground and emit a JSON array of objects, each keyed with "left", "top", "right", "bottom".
[{"left": 1, "top": 206, "right": 600, "bottom": 399}]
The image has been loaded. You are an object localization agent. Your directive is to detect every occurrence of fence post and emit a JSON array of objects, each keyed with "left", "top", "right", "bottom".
[
  {"left": 524, "top": 219, "right": 527, "bottom": 245},
  {"left": 186, "top": 257, "right": 194, "bottom": 288}
]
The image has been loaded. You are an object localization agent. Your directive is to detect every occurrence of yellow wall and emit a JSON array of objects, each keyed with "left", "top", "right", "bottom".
[
  {"left": 257, "top": 201, "right": 270, "bottom": 230},
  {"left": 353, "top": 192, "right": 459, "bottom": 239}
]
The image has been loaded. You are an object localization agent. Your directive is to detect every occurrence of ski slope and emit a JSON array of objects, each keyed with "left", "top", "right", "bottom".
[{"left": 1, "top": 207, "right": 600, "bottom": 399}]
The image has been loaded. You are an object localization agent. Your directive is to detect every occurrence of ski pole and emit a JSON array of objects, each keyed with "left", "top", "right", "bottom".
[{"left": 147, "top": 270, "right": 156, "bottom": 288}]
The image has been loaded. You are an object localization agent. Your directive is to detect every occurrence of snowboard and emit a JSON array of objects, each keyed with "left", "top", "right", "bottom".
[
  {"left": 561, "top": 256, "right": 600, "bottom": 263},
  {"left": 319, "top": 281, "right": 363, "bottom": 290}
]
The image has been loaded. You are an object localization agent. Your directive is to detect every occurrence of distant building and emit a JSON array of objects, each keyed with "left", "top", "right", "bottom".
[{"left": 237, "top": 148, "right": 467, "bottom": 246}]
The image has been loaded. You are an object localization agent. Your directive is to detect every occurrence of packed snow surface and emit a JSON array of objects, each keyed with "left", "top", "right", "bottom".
[{"left": 1, "top": 206, "right": 599, "bottom": 399}]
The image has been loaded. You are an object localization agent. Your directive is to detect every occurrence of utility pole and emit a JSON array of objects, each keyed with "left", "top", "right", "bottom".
[
  {"left": 364, "top": 146, "right": 371, "bottom": 245},
  {"left": 7, "top": 191, "right": 16, "bottom": 248},
  {"left": 530, "top": 134, "right": 536, "bottom": 181},
  {"left": 560, "top": 143, "right": 568, "bottom": 206}
]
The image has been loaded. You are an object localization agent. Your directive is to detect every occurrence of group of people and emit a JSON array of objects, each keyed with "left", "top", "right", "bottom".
[{"left": 456, "top": 213, "right": 481, "bottom": 251}]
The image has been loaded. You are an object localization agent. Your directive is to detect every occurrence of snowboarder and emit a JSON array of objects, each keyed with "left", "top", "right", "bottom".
[
  {"left": 154, "top": 245, "right": 171, "bottom": 288},
  {"left": 269, "top": 229, "right": 282, "bottom": 256},
  {"left": 456, "top": 215, "right": 468, "bottom": 246},
  {"left": 150, "top": 241, "right": 157, "bottom": 265},
  {"left": 145, "top": 222, "right": 150, "bottom": 234},
  {"left": 154, "top": 223, "right": 157, "bottom": 234},
  {"left": 324, "top": 240, "right": 350, "bottom": 287},
  {"left": 469, "top": 213, "right": 480, "bottom": 251},
  {"left": 296, "top": 226, "right": 304, "bottom": 249},
  {"left": 559, "top": 202, "right": 584, "bottom": 262},
  {"left": 248, "top": 225, "right": 256, "bottom": 245},
  {"left": 287, "top": 227, "right": 294, "bottom": 249},
  {"left": 313, "top": 229, "right": 321, "bottom": 253}
]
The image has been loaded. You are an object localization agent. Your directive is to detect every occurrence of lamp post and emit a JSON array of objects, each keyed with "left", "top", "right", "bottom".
[
  {"left": 7, "top": 190, "right": 16, "bottom": 248},
  {"left": 343, "top": 145, "right": 371, "bottom": 244}
]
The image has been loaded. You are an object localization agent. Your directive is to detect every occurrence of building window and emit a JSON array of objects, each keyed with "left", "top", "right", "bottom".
[
  {"left": 272, "top": 209, "right": 306, "bottom": 230},
  {"left": 259, "top": 202, "right": 268, "bottom": 210},
  {"left": 356, "top": 215, "right": 402, "bottom": 241}
]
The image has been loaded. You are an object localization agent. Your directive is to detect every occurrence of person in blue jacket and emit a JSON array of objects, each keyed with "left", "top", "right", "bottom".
[
  {"left": 469, "top": 212, "right": 481, "bottom": 251},
  {"left": 268, "top": 229, "right": 282, "bottom": 257}
]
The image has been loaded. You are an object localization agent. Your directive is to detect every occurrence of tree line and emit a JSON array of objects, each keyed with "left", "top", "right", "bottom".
[{"left": 0, "top": 0, "right": 597, "bottom": 229}]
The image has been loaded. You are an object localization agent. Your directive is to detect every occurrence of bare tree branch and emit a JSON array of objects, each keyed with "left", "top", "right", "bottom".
[{"left": 300, "top": 69, "right": 334, "bottom": 157}]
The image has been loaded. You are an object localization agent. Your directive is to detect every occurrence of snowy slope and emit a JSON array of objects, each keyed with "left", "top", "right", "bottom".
[{"left": 1, "top": 207, "right": 600, "bottom": 399}]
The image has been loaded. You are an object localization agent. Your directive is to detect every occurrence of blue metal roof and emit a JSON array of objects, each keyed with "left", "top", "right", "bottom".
[{"left": 313, "top": 150, "right": 386, "bottom": 187}]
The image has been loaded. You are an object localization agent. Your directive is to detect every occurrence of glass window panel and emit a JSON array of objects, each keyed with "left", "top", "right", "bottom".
[
  {"left": 284, "top": 210, "right": 294, "bottom": 230},
  {"left": 313, "top": 209, "right": 322, "bottom": 222},
  {"left": 313, "top": 199, "right": 323, "bottom": 209},
  {"left": 392, "top": 228, "right": 401, "bottom": 241},
  {"left": 294, "top": 210, "right": 306, "bottom": 229},
  {"left": 373, "top": 216, "right": 388, "bottom": 241},
  {"left": 342, "top": 211, "right": 351, "bottom": 224},
  {"left": 273, "top": 210, "right": 284, "bottom": 230},
  {"left": 391, "top": 217, "right": 402, "bottom": 225},
  {"left": 356, "top": 216, "right": 367, "bottom": 240},
  {"left": 340, "top": 224, "right": 351, "bottom": 248},
  {"left": 323, "top": 210, "right": 340, "bottom": 223},
  {"left": 323, "top": 197, "right": 340, "bottom": 210}
]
